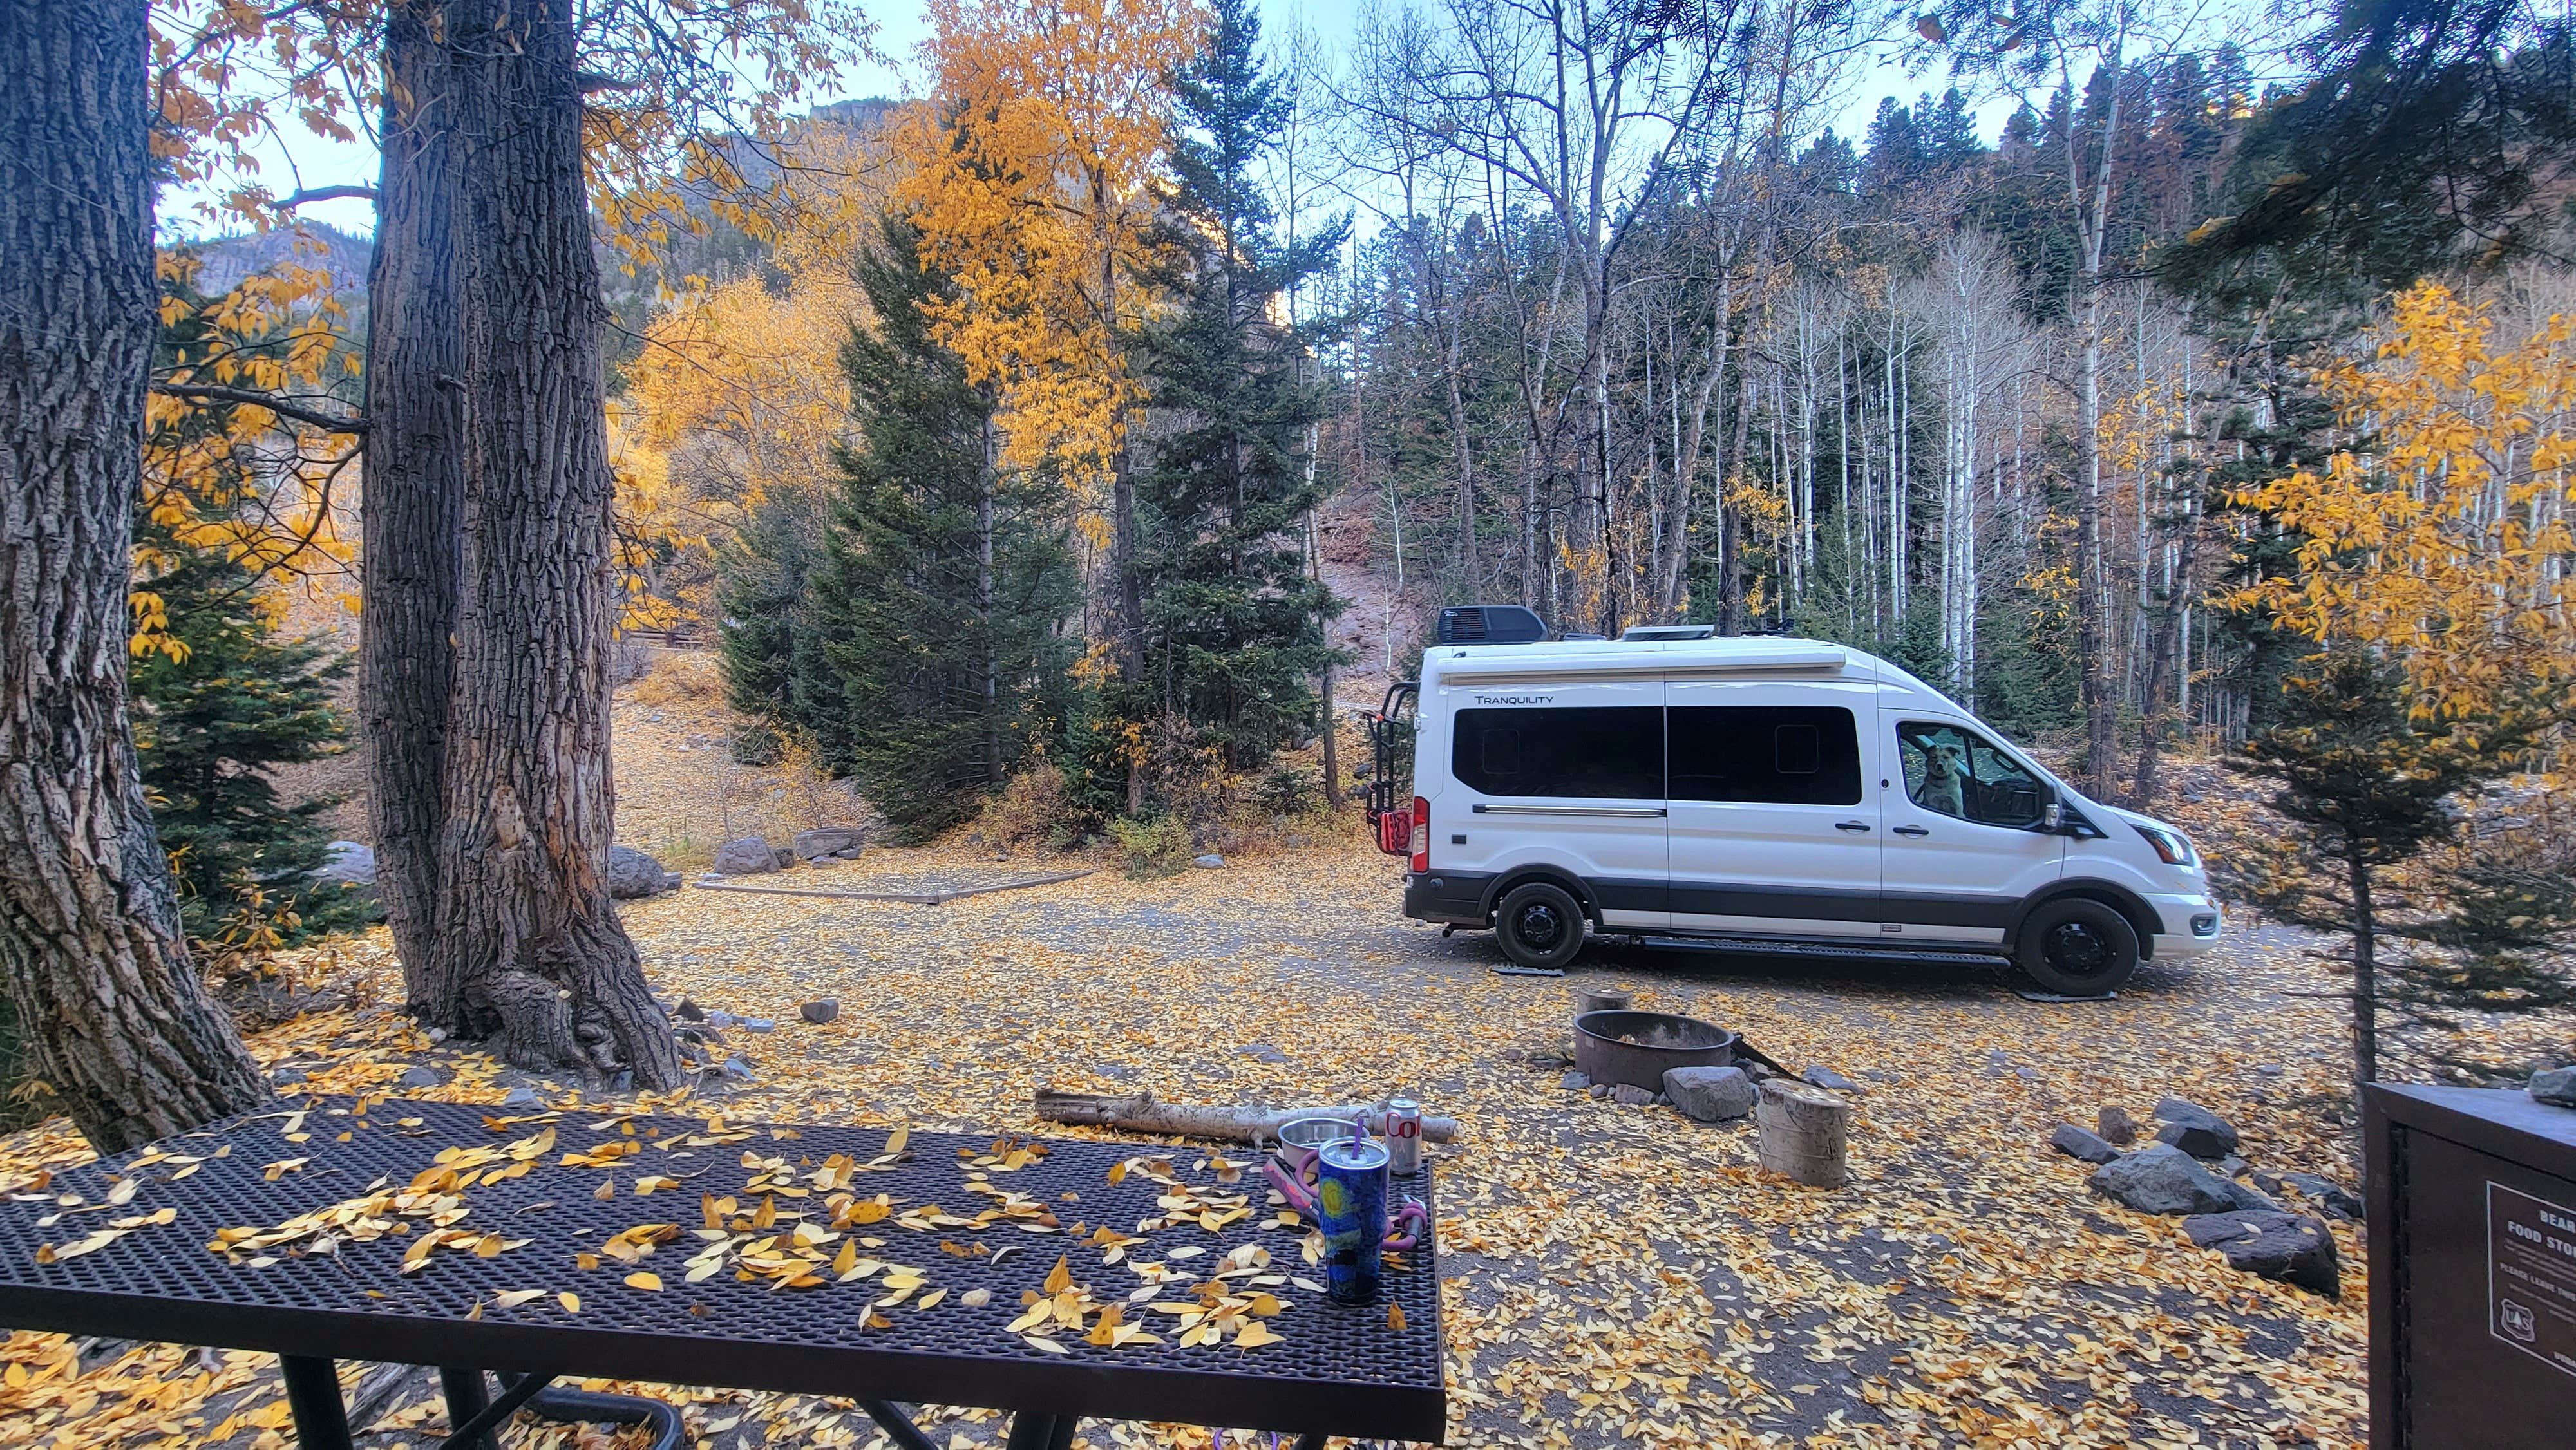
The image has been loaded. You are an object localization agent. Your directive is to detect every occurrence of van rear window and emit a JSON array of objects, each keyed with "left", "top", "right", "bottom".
[
  {"left": 1452, "top": 707, "right": 1663, "bottom": 799},
  {"left": 1667, "top": 706, "right": 1862, "bottom": 805}
]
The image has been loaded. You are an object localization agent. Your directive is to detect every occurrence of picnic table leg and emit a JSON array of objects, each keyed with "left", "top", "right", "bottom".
[
  {"left": 1001, "top": 1411, "right": 1077, "bottom": 1450},
  {"left": 439, "top": 1368, "right": 496, "bottom": 1450},
  {"left": 278, "top": 1355, "right": 353, "bottom": 1450}
]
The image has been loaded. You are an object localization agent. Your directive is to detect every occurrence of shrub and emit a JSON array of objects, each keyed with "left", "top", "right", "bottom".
[
  {"left": 980, "top": 751, "right": 1076, "bottom": 851},
  {"left": 1108, "top": 813, "right": 1195, "bottom": 878}
]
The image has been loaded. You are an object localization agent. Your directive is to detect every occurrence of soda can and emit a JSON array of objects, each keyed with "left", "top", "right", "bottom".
[
  {"left": 1315, "top": 1133, "right": 1390, "bottom": 1306},
  {"left": 1384, "top": 1097, "right": 1424, "bottom": 1176}
]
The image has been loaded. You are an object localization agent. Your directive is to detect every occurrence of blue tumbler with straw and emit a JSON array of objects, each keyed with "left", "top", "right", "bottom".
[{"left": 1315, "top": 1115, "right": 1389, "bottom": 1305}]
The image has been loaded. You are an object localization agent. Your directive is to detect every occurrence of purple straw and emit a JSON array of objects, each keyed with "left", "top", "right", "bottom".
[{"left": 1352, "top": 1113, "right": 1368, "bottom": 1150}]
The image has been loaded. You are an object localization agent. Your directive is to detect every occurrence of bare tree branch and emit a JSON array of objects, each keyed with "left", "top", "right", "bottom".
[{"left": 153, "top": 382, "right": 368, "bottom": 435}]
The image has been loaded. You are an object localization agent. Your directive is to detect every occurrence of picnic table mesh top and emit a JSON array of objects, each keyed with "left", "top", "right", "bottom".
[{"left": 0, "top": 1096, "right": 1441, "bottom": 1438}]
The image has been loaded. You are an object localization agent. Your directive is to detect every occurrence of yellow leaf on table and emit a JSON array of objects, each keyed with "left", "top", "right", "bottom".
[
  {"left": 1043, "top": 1255, "right": 1072, "bottom": 1295},
  {"left": 1388, "top": 1302, "right": 1406, "bottom": 1332},
  {"left": 557, "top": 1292, "right": 581, "bottom": 1313},
  {"left": 493, "top": 1289, "right": 545, "bottom": 1308},
  {"left": 575, "top": 1252, "right": 600, "bottom": 1271},
  {"left": 1023, "top": 1335, "right": 1070, "bottom": 1355},
  {"left": 1235, "top": 1321, "right": 1284, "bottom": 1348},
  {"left": 625, "top": 1272, "right": 663, "bottom": 1291},
  {"left": 886, "top": 1127, "right": 909, "bottom": 1155}
]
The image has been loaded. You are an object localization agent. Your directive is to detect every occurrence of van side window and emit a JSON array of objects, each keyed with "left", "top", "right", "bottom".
[
  {"left": 1895, "top": 720, "right": 2047, "bottom": 827},
  {"left": 1451, "top": 707, "right": 1663, "bottom": 799},
  {"left": 1667, "top": 706, "right": 1862, "bottom": 805}
]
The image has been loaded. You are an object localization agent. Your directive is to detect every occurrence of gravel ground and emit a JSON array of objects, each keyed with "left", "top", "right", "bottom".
[{"left": 0, "top": 842, "right": 2377, "bottom": 1449}]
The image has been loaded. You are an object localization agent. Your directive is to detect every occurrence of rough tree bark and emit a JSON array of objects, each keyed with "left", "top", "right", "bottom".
[
  {"left": 364, "top": 0, "right": 467, "bottom": 1010},
  {"left": 0, "top": 0, "right": 273, "bottom": 1151},
  {"left": 414, "top": 0, "right": 679, "bottom": 1086}
]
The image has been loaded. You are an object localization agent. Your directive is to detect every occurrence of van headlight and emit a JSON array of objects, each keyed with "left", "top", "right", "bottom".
[{"left": 2133, "top": 823, "right": 2195, "bottom": 867}]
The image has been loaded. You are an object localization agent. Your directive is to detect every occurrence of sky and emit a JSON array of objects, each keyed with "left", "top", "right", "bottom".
[{"left": 180, "top": 0, "right": 1989, "bottom": 241}]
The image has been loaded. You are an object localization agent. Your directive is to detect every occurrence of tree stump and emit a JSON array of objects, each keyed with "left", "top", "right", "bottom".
[
  {"left": 1573, "top": 985, "right": 1634, "bottom": 1017},
  {"left": 1756, "top": 1079, "right": 1850, "bottom": 1188}
]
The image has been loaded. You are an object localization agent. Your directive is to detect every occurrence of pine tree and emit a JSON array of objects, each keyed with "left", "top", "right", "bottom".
[
  {"left": 128, "top": 530, "right": 370, "bottom": 944},
  {"left": 2230, "top": 652, "right": 2573, "bottom": 1111},
  {"left": 715, "top": 480, "right": 831, "bottom": 728},
  {"left": 799, "top": 217, "right": 1075, "bottom": 840},
  {"left": 1132, "top": 0, "right": 1347, "bottom": 777}
]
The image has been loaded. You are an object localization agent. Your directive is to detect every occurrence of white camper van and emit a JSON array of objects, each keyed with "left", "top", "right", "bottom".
[{"left": 1372, "top": 609, "right": 2221, "bottom": 994}]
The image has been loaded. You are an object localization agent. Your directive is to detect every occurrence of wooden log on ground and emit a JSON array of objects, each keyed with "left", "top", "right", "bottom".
[
  {"left": 1755, "top": 1079, "right": 1850, "bottom": 1187},
  {"left": 1573, "top": 984, "right": 1634, "bottom": 1017},
  {"left": 1033, "top": 1087, "right": 1459, "bottom": 1145}
]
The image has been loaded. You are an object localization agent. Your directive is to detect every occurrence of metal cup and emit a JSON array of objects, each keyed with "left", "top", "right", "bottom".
[{"left": 1315, "top": 1135, "right": 1390, "bottom": 1306}]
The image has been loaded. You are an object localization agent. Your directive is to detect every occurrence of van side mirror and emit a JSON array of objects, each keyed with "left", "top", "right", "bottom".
[{"left": 2040, "top": 795, "right": 2063, "bottom": 832}]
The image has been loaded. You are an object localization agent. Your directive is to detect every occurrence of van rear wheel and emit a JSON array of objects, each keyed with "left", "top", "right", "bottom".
[
  {"left": 2016, "top": 898, "right": 2139, "bottom": 995},
  {"left": 1495, "top": 882, "right": 1587, "bottom": 972}
]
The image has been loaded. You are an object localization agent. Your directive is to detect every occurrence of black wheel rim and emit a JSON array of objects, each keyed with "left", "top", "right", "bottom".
[
  {"left": 1513, "top": 901, "right": 1566, "bottom": 952},
  {"left": 2044, "top": 920, "right": 2111, "bottom": 977}
]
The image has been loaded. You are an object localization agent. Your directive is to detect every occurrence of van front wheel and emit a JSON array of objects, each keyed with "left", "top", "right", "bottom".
[
  {"left": 2015, "top": 898, "right": 2139, "bottom": 995},
  {"left": 1495, "top": 882, "right": 1587, "bottom": 972}
]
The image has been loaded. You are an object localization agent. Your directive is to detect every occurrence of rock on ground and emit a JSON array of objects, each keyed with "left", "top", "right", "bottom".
[
  {"left": 1613, "top": 1083, "right": 1656, "bottom": 1106},
  {"left": 1665, "top": 1066, "right": 1759, "bottom": 1122},
  {"left": 1802, "top": 1066, "right": 1859, "bottom": 1092},
  {"left": 712, "top": 837, "right": 780, "bottom": 875},
  {"left": 607, "top": 844, "right": 677, "bottom": 899},
  {"left": 799, "top": 999, "right": 840, "bottom": 1025},
  {"left": 2221, "top": 1176, "right": 2284, "bottom": 1213},
  {"left": 2153, "top": 1096, "right": 2240, "bottom": 1159},
  {"left": 1559, "top": 1071, "right": 1591, "bottom": 1091},
  {"left": 2090, "top": 1144, "right": 2240, "bottom": 1216},
  {"left": 2259, "top": 1171, "right": 2366, "bottom": 1222},
  {"left": 314, "top": 840, "right": 380, "bottom": 909},
  {"left": 1193, "top": 854, "right": 1227, "bottom": 869},
  {"left": 794, "top": 827, "right": 866, "bottom": 859},
  {"left": 2182, "top": 1210, "right": 2342, "bottom": 1297},
  {"left": 2050, "top": 1124, "right": 2121, "bottom": 1164},
  {"left": 2530, "top": 1066, "right": 2576, "bottom": 1107},
  {"left": 2098, "top": 1106, "right": 2139, "bottom": 1144}
]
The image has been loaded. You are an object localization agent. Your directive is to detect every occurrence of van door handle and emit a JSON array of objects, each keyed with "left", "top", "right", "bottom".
[
  {"left": 1892, "top": 824, "right": 1931, "bottom": 837},
  {"left": 1834, "top": 820, "right": 1871, "bottom": 833}
]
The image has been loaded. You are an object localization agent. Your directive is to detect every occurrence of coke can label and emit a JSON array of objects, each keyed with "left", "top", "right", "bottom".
[{"left": 1385, "top": 1097, "right": 1423, "bottom": 1176}]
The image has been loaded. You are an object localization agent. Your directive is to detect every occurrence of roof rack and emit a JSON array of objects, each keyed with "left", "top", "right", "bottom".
[{"left": 1619, "top": 625, "right": 1716, "bottom": 641}]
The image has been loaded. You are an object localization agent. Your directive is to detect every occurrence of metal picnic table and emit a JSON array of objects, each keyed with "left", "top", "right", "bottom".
[{"left": 0, "top": 1095, "right": 1444, "bottom": 1448}]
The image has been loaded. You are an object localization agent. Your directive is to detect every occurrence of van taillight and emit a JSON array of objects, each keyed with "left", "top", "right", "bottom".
[{"left": 1410, "top": 796, "right": 1429, "bottom": 874}]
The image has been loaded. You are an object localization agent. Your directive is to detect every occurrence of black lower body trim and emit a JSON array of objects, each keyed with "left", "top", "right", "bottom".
[
  {"left": 1403, "top": 871, "right": 1494, "bottom": 925},
  {"left": 1595, "top": 876, "right": 2019, "bottom": 929}
]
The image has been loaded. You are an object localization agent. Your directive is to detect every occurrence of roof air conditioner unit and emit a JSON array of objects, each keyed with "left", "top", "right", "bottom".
[{"left": 1435, "top": 605, "right": 1548, "bottom": 646}]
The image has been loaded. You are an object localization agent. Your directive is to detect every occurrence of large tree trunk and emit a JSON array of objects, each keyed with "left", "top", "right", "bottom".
[
  {"left": 0, "top": 0, "right": 273, "bottom": 1152},
  {"left": 365, "top": 0, "right": 466, "bottom": 1010},
  {"left": 421, "top": 0, "right": 678, "bottom": 1088}
]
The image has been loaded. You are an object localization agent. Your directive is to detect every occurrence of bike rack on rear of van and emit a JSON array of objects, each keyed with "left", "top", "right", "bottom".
[{"left": 1365, "top": 680, "right": 1419, "bottom": 854}]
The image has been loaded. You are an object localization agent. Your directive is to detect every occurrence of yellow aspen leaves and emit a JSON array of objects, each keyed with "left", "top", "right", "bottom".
[{"left": 2228, "top": 283, "right": 2576, "bottom": 721}]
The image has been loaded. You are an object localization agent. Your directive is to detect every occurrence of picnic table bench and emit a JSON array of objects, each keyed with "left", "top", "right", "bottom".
[{"left": 0, "top": 1096, "right": 1443, "bottom": 1447}]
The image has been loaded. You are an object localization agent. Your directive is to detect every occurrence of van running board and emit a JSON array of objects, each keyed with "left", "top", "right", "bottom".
[{"left": 1624, "top": 934, "right": 2009, "bottom": 968}]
